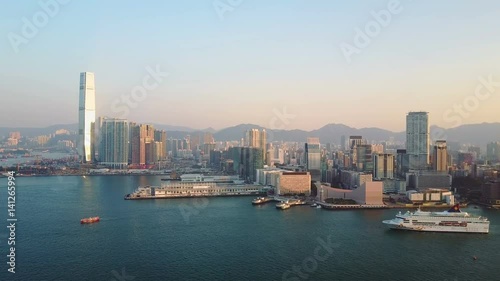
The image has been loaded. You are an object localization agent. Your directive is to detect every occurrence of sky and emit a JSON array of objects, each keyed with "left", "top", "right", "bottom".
[{"left": 1, "top": 0, "right": 500, "bottom": 131}]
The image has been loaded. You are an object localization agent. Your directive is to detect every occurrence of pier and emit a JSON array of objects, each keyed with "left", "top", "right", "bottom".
[
  {"left": 125, "top": 184, "right": 266, "bottom": 200},
  {"left": 251, "top": 196, "right": 309, "bottom": 210},
  {"left": 319, "top": 203, "right": 388, "bottom": 210}
]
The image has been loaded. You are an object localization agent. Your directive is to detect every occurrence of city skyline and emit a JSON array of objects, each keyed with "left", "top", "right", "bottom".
[
  {"left": 2, "top": 2, "right": 500, "bottom": 281},
  {"left": 2, "top": 1, "right": 500, "bottom": 131}
]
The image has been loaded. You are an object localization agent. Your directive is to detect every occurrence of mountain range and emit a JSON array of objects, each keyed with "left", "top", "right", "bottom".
[{"left": 1, "top": 123, "right": 499, "bottom": 148}]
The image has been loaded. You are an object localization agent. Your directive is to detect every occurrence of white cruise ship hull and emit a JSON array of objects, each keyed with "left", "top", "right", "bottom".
[{"left": 383, "top": 219, "right": 489, "bottom": 234}]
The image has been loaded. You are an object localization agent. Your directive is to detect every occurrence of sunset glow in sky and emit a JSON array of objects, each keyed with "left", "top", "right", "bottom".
[{"left": 2, "top": 0, "right": 500, "bottom": 131}]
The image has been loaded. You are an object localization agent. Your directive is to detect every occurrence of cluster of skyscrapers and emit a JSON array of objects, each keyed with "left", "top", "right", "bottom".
[
  {"left": 77, "top": 72, "right": 497, "bottom": 195},
  {"left": 78, "top": 72, "right": 167, "bottom": 168}
]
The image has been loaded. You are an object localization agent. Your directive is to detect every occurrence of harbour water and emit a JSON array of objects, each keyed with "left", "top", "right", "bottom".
[
  {"left": 1, "top": 175, "right": 499, "bottom": 281},
  {"left": 0, "top": 152, "right": 74, "bottom": 166}
]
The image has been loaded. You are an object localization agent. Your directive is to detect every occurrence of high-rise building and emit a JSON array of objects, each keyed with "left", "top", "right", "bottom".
[
  {"left": 396, "top": 149, "right": 409, "bottom": 178},
  {"left": 349, "top": 136, "right": 365, "bottom": 149},
  {"left": 373, "top": 153, "right": 395, "bottom": 179},
  {"left": 433, "top": 140, "right": 448, "bottom": 172},
  {"left": 260, "top": 129, "right": 267, "bottom": 150},
  {"left": 78, "top": 72, "right": 96, "bottom": 163},
  {"left": 152, "top": 141, "right": 163, "bottom": 162},
  {"left": 261, "top": 129, "right": 267, "bottom": 164},
  {"left": 130, "top": 124, "right": 154, "bottom": 165},
  {"left": 203, "top": 132, "right": 214, "bottom": 144},
  {"left": 486, "top": 142, "right": 500, "bottom": 163},
  {"left": 305, "top": 137, "right": 321, "bottom": 181},
  {"left": 154, "top": 130, "right": 167, "bottom": 159},
  {"left": 9, "top": 132, "right": 21, "bottom": 140},
  {"left": 371, "top": 144, "right": 384, "bottom": 154},
  {"left": 406, "top": 112, "right": 430, "bottom": 170},
  {"left": 356, "top": 144, "right": 373, "bottom": 172},
  {"left": 190, "top": 134, "right": 200, "bottom": 151},
  {"left": 246, "top": 129, "right": 260, "bottom": 148},
  {"left": 98, "top": 118, "right": 129, "bottom": 169},
  {"left": 468, "top": 146, "right": 481, "bottom": 160},
  {"left": 457, "top": 152, "right": 473, "bottom": 167},
  {"left": 210, "top": 150, "right": 223, "bottom": 169},
  {"left": 239, "top": 147, "right": 264, "bottom": 183},
  {"left": 203, "top": 143, "right": 216, "bottom": 157},
  {"left": 349, "top": 136, "right": 366, "bottom": 168},
  {"left": 245, "top": 129, "right": 267, "bottom": 163}
]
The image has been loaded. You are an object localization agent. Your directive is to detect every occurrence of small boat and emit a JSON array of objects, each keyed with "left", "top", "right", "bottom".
[
  {"left": 252, "top": 197, "right": 266, "bottom": 205},
  {"left": 316, "top": 205, "right": 322, "bottom": 209},
  {"left": 276, "top": 201, "right": 290, "bottom": 210},
  {"left": 310, "top": 203, "right": 318, "bottom": 207},
  {"left": 81, "top": 217, "right": 100, "bottom": 224}
]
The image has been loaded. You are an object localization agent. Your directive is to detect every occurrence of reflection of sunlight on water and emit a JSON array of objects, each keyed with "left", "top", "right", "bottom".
[
  {"left": 81, "top": 176, "right": 93, "bottom": 188},
  {"left": 48, "top": 175, "right": 80, "bottom": 191}
]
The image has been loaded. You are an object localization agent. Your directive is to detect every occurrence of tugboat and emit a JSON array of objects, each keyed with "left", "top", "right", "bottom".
[{"left": 80, "top": 217, "right": 100, "bottom": 224}]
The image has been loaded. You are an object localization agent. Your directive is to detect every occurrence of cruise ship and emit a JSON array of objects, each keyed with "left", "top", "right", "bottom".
[{"left": 382, "top": 204, "right": 489, "bottom": 233}]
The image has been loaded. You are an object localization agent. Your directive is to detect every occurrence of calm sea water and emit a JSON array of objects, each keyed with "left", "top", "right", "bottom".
[
  {"left": 1, "top": 175, "right": 499, "bottom": 281},
  {"left": 0, "top": 152, "right": 73, "bottom": 166}
]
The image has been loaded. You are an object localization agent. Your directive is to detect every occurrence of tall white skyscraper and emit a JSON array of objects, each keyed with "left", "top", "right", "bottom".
[
  {"left": 78, "top": 72, "right": 96, "bottom": 163},
  {"left": 406, "top": 112, "right": 429, "bottom": 170}
]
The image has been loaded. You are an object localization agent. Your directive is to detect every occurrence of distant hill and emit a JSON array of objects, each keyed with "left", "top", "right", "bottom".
[
  {"left": 213, "top": 123, "right": 500, "bottom": 147},
  {"left": 2, "top": 122, "right": 499, "bottom": 147},
  {"left": 151, "top": 124, "right": 196, "bottom": 132},
  {"left": 214, "top": 124, "right": 267, "bottom": 142},
  {"left": 0, "top": 124, "right": 78, "bottom": 137}
]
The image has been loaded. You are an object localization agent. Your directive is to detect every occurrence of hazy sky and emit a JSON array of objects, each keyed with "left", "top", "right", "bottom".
[{"left": 2, "top": 0, "right": 500, "bottom": 131}]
